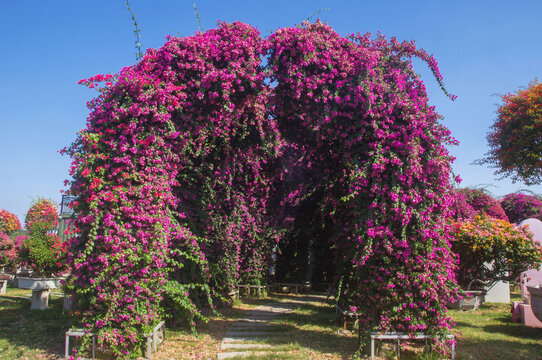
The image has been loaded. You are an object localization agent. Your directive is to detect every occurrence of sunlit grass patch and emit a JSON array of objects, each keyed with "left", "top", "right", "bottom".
[
  {"left": 0, "top": 285, "right": 70, "bottom": 359},
  {"left": 450, "top": 302, "right": 542, "bottom": 360}
]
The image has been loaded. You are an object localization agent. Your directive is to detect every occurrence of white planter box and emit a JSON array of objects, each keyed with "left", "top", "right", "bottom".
[{"left": 17, "top": 277, "right": 58, "bottom": 290}]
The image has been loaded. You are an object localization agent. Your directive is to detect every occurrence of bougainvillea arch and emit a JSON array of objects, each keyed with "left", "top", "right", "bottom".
[{"left": 65, "top": 21, "right": 459, "bottom": 357}]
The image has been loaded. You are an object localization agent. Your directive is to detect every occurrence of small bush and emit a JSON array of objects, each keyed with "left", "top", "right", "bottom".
[
  {"left": 452, "top": 214, "right": 542, "bottom": 289},
  {"left": 19, "top": 198, "right": 66, "bottom": 277},
  {"left": 20, "top": 225, "right": 66, "bottom": 277}
]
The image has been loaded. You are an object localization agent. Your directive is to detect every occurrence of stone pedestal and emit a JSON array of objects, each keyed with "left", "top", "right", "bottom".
[
  {"left": 31, "top": 289, "right": 51, "bottom": 310},
  {"left": 528, "top": 286, "right": 542, "bottom": 322},
  {"left": 0, "top": 273, "right": 12, "bottom": 294},
  {"left": 17, "top": 277, "right": 58, "bottom": 310}
]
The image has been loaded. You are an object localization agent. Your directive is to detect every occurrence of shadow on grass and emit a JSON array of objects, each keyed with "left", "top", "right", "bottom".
[
  {"left": 451, "top": 302, "right": 542, "bottom": 360},
  {"left": 452, "top": 320, "right": 478, "bottom": 329},
  {"left": 482, "top": 321, "right": 542, "bottom": 340},
  {"left": 456, "top": 337, "right": 542, "bottom": 360},
  {"left": 0, "top": 295, "right": 71, "bottom": 359}
]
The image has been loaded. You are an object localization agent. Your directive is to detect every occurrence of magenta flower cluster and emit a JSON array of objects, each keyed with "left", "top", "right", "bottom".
[
  {"left": 65, "top": 21, "right": 459, "bottom": 356},
  {"left": 501, "top": 192, "right": 542, "bottom": 224}
]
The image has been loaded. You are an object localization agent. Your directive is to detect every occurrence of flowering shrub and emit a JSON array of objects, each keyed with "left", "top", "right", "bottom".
[
  {"left": 452, "top": 214, "right": 542, "bottom": 289},
  {"left": 481, "top": 80, "right": 542, "bottom": 185},
  {"left": 456, "top": 188, "right": 508, "bottom": 221},
  {"left": 501, "top": 192, "right": 542, "bottom": 223},
  {"left": 65, "top": 21, "right": 459, "bottom": 357},
  {"left": 19, "top": 199, "right": 66, "bottom": 277},
  {"left": 20, "top": 223, "right": 66, "bottom": 277},
  {"left": 25, "top": 198, "right": 59, "bottom": 230},
  {"left": 0, "top": 232, "right": 19, "bottom": 271},
  {"left": 0, "top": 209, "right": 21, "bottom": 234}
]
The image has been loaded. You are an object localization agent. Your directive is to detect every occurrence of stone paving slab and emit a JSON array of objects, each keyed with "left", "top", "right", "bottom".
[
  {"left": 217, "top": 351, "right": 276, "bottom": 359},
  {"left": 217, "top": 351, "right": 256, "bottom": 359},
  {"left": 242, "top": 311, "right": 286, "bottom": 317},
  {"left": 222, "top": 336, "right": 264, "bottom": 343},
  {"left": 232, "top": 319, "right": 272, "bottom": 324},
  {"left": 221, "top": 343, "right": 273, "bottom": 350},
  {"left": 225, "top": 331, "right": 274, "bottom": 337},
  {"left": 230, "top": 322, "right": 270, "bottom": 328},
  {"left": 216, "top": 296, "right": 327, "bottom": 359}
]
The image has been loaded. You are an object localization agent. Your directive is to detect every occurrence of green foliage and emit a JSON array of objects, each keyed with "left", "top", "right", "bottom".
[
  {"left": 125, "top": 0, "right": 142, "bottom": 60},
  {"left": 193, "top": 3, "right": 203, "bottom": 32},
  {"left": 163, "top": 244, "right": 218, "bottom": 332}
]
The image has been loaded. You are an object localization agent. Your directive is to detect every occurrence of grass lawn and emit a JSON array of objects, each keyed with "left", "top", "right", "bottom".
[
  {"left": 1, "top": 287, "right": 542, "bottom": 359},
  {"left": 450, "top": 302, "right": 542, "bottom": 360},
  {"left": 0, "top": 286, "right": 70, "bottom": 359}
]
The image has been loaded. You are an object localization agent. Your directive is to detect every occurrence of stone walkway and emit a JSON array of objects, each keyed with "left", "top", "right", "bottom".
[{"left": 217, "top": 296, "right": 323, "bottom": 359}]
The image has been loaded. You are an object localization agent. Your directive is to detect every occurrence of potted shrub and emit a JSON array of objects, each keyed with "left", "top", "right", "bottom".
[
  {"left": 17, "top": 198, "right": 67, "bottom": 309},
  {"left": 451, "top": 214, "right": 542, "bottom": 310},
  {"left": 0, "top": 208, "right": 22, "bottom": 282},
  {"left": 0, "top": 232, "right": 20, "bottom": 294},
  {"left": 0, "top": 232, "right": 19, "bottom": 273}
]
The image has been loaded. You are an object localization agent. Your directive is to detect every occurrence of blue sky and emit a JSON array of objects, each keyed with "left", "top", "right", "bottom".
[{"left": 1, "top": 0, "right": 541, "bottom": 224}]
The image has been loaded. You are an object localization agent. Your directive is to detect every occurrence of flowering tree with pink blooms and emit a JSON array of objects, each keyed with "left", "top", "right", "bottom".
[
  {"left": 65, "top": 21, "right": 459, "bottom": 357},
  {"left": 455, "top": 188, "right": 508, "bottom": 221},
  {"left": 481, "top": 80, "right": 542, "bottom": 185},
  {"left": 0, "top": 209, "right": 21, "bottom": 234},
  {"left": 501, "top": 192, "right": 542, "bottom": 223}
]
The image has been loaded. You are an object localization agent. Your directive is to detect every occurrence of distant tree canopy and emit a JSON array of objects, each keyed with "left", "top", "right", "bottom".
[
  {"left": 481, "top": 81, "right": 542, "bottom": 185},
  {"left": 452, "top": 188, "right": 508, "bottom": 221}
]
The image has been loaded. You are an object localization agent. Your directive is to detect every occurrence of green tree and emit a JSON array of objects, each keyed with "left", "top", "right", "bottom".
[{"left": 480, "top": 80, "right": 542, "bottom": 185}]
